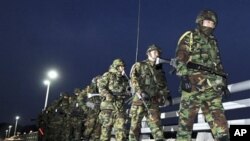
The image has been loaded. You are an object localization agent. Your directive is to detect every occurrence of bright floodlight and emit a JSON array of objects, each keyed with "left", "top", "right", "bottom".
[
  {"left": 43, "top": 80, "right": 50, "bottom": 85},
  {"left": 15, "top": 116, "right": 20, "bottom": 120},
  {"left": 48, "top": 70, "right": 58, "bottom": 79}
]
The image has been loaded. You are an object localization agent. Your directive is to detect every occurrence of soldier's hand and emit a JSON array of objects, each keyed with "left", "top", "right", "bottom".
[
  {"left": 220, "top": 86, "right": 230, "bottom": 99},
  {"left": 105, "top": 93, "right": 114, "bottom": 101},
  {"left": 141, "top": 93, "right": 150, "bottom": 101},
  {"left": 166, "top": 95, "right": 173, "bottom": 106}
]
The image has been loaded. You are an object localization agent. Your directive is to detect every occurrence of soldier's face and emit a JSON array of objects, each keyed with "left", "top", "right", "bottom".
[
  {"left": 148, "top": 50, "right": 159, "bottom": 61},
  {"left": 118, "top": 65, "right": 125, "bottom": 74},
  {"left": 202, "top": 20, "right": 215, "bottom": 28}
]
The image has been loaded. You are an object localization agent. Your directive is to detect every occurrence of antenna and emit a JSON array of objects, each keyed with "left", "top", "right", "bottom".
[{"left": 135, "top": 0, "right": 141, "bottom": 62}]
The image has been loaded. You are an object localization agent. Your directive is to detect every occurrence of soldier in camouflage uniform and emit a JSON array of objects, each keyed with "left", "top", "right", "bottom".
[
  {"left": 175, "top": 10, "right": 229, "bottom": 141},
  {"left": 46, "top": 93, "right": 68, "bottom": 141},
  {"left": 82, "top": 76, "right": 102, "bottom": 141},
  {"left": 76, "top": 86, "right": 91, "bottom": 140},
  {"left": 37, "top": 110, "right": 49, "bottom": 141},
  {"left": 58, "top": 93, "right": 71, "bottom": 141},
  {"left": 129, "top": 44, "right": 171, "bottom": 141},
  {"left": 97, "top": 59, "right": 130, "bottom": 141},
  {"left": 68, "top": 89, "right": 85, "bottom": 141}
]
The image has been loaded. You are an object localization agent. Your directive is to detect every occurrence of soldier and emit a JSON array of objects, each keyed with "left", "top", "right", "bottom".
[
  {"left": 129, "top": 44, "right": 172, "bottom": 141},
  {"left": 59, "top": 93, "right": 71, "bottom": 141},
  {"left": 46, "top": 93, "right": 68, "bottom": 141},
  {"left": 81, "top": 76, "right": 102, "bottom": 141},
  {"left": 68, "top": 89, "right": 85, "bottom": 141},
  {"left": 97, "top": 59, "right": 130, "bottom": 141},
  {"left": 175, "top": 10, "right": 229, "bottom": 141},
  {"left": 37, "top": 110, "right": 49, "bottom": 141}
]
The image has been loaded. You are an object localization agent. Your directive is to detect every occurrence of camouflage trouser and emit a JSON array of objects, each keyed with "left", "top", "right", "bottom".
[
  {"left": 47, "top": 121, "right": 63, "bottom": 141},
  {"left": 176, "top": 89, "right": 229, "bottom": 141},
  {"left": 129, "top": 104, "right": 164, "bottom": 141},
  {"left": 98, "top": 109, "right": 127, "bottom": 141},
  {"left": 69, "top": 117, "right": 83, "bottom": 141},
  {"left": 62, "top": 118, "right": 71, "bottom": 141},
  {"left": 83, "top": 112, "right": 101, "bottom": 141}
]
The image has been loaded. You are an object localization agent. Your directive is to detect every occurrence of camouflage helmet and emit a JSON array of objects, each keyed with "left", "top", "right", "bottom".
[
  {"left": 60, "top": 92, "right": 69, "bottom": 98},
  {"left": 112, "top": 58, "right": 125, "bottom": 68},
  {"left": 146, "top": 44, "right": 161, "bottom": 54},
  {"left": 195, "top": 10, "right": 218, "bottom": 25},
  {"left": 74, "top": 88, "right": 81, "bottom": 94},
  {"left": 91, "top": 75, "right": 101, "bottom": 84}
]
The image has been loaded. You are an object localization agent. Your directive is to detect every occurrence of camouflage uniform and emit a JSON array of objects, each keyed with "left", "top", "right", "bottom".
[
  {"left": 129, "top": 45, "right": 171, "bottom": 141},
  {"left": 97, "top": 59, "right": 129, "bottom": 141},
  {"left": 37, "top": 110, "right": 49, "bottom": 141},
  {"left": 58, "top": 93, "right": 71, "bottom": 141},
  {"left": 82, "top": 76, "right": 102, "bottom": 141},
  {"left": 46, "top": 95, "right": 66, "bottom": 141},
  {"left": 77, "top": 87, "right": 91, "bottom": 140},
  {"left": 175, "top": 10, "right": 229, "bottom": 141},
  {"left": 68, "top": 90, "right": 85, "bottom": 141}
]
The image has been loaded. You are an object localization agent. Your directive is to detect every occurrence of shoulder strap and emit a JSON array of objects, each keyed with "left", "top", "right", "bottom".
[
  {"left": 142, "top": 61, "right": 158, "bottom": 84},
  {"left": 177, "top": 31, "right": 193, "bottom": 52}
]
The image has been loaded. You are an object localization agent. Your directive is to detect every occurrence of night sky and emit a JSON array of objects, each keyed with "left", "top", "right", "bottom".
[{"left": 1, "top": 0, "right": 250, "bottom": 125}]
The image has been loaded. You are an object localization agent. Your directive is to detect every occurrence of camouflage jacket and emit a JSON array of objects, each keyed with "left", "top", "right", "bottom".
[
  {"left": 175, "top": 28, "right": 225, "bottom": 89},
  {"left": 98, "top": 66, "right": 129, "bottom": 110},
  {"left": 77, "top": 88, "right": 91, "bottom": 113},
  {"left": 98, "top": 67, "right": 129, "bottom": 97},
  {"left": 130, "top": 59, "right": 170, "bottom": 102},
  {"left": 69, "top": 95, "right": 85, "bottom": 117},
  {"left": 86, "top": 83, "right": 101, "bottom": 112}
]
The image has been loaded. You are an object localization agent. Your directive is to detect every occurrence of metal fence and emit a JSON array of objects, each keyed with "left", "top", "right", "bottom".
[{"left": 140, "top": 80, "right": 250, "bottom": 141}]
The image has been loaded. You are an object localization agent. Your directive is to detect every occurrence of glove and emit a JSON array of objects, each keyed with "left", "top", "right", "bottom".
[
  {"left": 141, "top": 93, "right": 150, "bottom": 101},
  {"left": 217, "top": 78, "right": 230, "bottom": 98},
  {"left": 136, "top": 92, "right": 149, "bottom": 101}
]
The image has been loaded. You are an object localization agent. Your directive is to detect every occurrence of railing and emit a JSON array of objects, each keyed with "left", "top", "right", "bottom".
[
  {"left": 21, "top": 132, "right": 38, "bottom": 141},
  {"left": 140, "top": 80, "right": 250, "bottom": 141}
]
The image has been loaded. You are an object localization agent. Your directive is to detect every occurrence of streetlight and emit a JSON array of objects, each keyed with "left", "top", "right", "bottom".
[
  {"left": 43, "top": 79, "right": 51, "bottom": 110},
  {"left": 48, "top": 70, "right": 58, "bottom": 79},
  {"left": 5, "top": 129, "right": 8, "bottom": 138},
  {"left": 8, "top": 125, "right": 12, "bottom": 137},
  {"left": 14, "top": 116, "right": 20, "bottom": 136},
  {"left": 43, "top": 70, "right": 58, "bottom": 110}
]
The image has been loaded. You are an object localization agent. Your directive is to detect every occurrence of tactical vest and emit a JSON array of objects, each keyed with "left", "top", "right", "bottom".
[
  {"left": 135, "top": 60, "right": 163, "bottom": 97},
  {"left": 177, "top": 29, "right": 224, "bottom": 90},
  {"left": 178, "top": 30, "right": 219, "bottom": 69}
]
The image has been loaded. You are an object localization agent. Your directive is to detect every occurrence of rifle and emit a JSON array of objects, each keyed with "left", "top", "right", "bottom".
[
  {"left": 135, "top": 93, "right": 153, "bottom": 117},
  {"left": 156, "top": 57, "right": 228, "bottom": 78},
  {"left": 87, "top": 92, "right": 131, "bottom": 103}
]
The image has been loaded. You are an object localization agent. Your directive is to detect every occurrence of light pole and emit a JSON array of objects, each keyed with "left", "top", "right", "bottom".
[
  {"left": 43, "top": 70, "right": 58, "bottom": 110},
  {"left": 5, "top": 129, "right": 8, "bottom": 138},
  {"left": 14, "top": 116, "right": 20, "bottom": 136},
  {"left": 8, "top": 125, "right": 12, "bottom": 137},
  {"left": 43, "top": 79, "right": 51, "bottom": 110}
]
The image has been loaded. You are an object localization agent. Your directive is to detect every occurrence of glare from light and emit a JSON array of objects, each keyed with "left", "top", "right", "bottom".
[
  {"left": 43, "top": 80, "right": 50, "bottom": 85},
  {"left": 47, "top": 70, "right": 58, "bottom": 79},
  {"left": 15, "top": 116, "right": 20, "bottom": 120}
]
